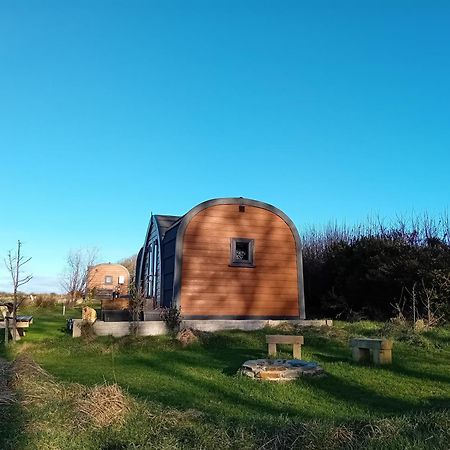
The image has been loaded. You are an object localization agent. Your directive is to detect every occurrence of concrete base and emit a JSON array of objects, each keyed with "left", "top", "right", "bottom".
[
  {"left": 72, "top": 319, "right": 168, "bottom": 337},
  {"left": 72, "top": 318, "right": 332, "bottom": 338},
  {"left": 183, "top": 319, "right": 332, "bottom": 332}
]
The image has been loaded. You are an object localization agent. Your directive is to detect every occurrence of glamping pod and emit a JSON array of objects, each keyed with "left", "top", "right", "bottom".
[
  {"left": 88, "top": 263, "right": 131, "bottom": 322},
  {"left": 136, "top": 198, "right": 305, "bottom": 320},
  {"left": 87, "top": 263, "right": 130, "bottom": 298}
]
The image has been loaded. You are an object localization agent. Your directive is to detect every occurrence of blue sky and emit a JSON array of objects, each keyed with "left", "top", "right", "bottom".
[{"left": 1, "top": 1, "right": 449, "bottom": 292}]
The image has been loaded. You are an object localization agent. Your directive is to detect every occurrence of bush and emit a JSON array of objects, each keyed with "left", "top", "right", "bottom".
[
  {"left": 160, "top": 307, "right": 182, "bottom": 332},
  {"left": 33, "top": 294, "right": 58, "bottom": 307},
  {"left": 378, "top": 317, "right": 436, "bottom": 349},
  {"left": 79, "top": 321, "right": 96, "bottom": 341},
  {"left": 303, "top": 214, "right": 450, "bottom": 322}
]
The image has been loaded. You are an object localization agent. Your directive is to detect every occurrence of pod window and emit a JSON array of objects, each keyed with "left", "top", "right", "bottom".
[
  {"left": 230, "top": 238, "right": 255, "bottom": 267},
  {"left": 104, "top": 276, "right": 113, "bottom": 285}
]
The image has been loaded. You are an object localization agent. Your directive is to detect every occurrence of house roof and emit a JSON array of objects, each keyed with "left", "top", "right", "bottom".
[
  {"left": 154, "top": 215, "right": 181, "bottom": 238},
  {"left": 161, "top": 197, "right": 304, "bottom": 318}
]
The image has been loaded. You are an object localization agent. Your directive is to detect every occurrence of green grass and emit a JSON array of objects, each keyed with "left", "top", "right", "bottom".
[{"left": 1, "top": 305, "right": 450, "bottom": 449}]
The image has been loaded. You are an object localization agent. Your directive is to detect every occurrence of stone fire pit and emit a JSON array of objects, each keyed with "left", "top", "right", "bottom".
[{"left": 240, "top": 359, "right": 324, "bottom": 381}]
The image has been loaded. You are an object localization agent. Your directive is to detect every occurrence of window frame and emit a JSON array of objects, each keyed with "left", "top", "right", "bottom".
[
  {"left": 229, "top": 237, "right": 255, "bottom": 267},
  {"left": 151, "top": 240, "right": 158, "bottom": 298},
  {"left": 104, "top": 275, "right": 113, "bottom": 285}
]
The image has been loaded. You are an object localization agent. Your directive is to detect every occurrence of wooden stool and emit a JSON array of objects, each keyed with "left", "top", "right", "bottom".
[
  {"left": 350, "top": 338, "right": 393, "bottom": 365},
  {"left": 266, "top": 335, "right": 304, "bottom": 359}
]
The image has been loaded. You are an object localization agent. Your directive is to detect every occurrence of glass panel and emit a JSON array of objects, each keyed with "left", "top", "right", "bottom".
[
  {"left": 152, "top": 241, "right": 158, "bottom": 298},
  {"left": 235, "top": 241, "right": 249, "bottom": 261}
]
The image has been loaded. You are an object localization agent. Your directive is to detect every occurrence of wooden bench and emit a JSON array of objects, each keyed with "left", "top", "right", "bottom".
[
  {"left": 0, "top": 315, "right": 34, "bottom": 340},
  {"left": 350, "top": 338, "right": 393, "bottom": 365},
  {"left": 266, "top": 335, "right": 304, "bottom": 359}
]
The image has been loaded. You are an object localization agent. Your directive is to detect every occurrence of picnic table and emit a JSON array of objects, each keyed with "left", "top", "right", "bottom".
[{"left": 0, "top": 315, "right": 34, "bottom": 340}]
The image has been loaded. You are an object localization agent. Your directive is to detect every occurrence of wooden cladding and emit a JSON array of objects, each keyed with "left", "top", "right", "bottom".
[
  {"left": 101, "top": 299, "right": 130, "bottom": 311},
  {"left": 180, "top": 204, "right": 300, "bottom": 317},
  {"left": 87, "top": 264, "right": 130, "bottom": 297}
]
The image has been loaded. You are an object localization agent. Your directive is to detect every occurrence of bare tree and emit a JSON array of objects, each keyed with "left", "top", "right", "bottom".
[
  {"left": 60, "top": 248, "right": 98, "bottom": 303},
  {"left": 128, "top": 280, "right": 145, "bottom": 336},
  {"left": 4, "top": 240, "right": 33, "bottom": 343},
  {"left": 419, "top": 280, "right": 444, "bottom": 327},
  {"left": 117, "top": 254, "right": 137, "bottom": 277}
]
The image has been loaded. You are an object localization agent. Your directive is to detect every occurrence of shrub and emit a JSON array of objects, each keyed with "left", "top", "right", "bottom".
[
  {"left": 79, "top": 320, "right": 96, "bottom": 341},
  {"left": 160, "top": 307, "right": 182, "bottom": 332},
  {"left": 379, "top": 318, "right": 434, "bottom": 349},
  {"left": 303, "top": 214, "right": 450, "bottom": 322},
  {"left": 34, "top": 294, "right": 56, "bottom": 307}
]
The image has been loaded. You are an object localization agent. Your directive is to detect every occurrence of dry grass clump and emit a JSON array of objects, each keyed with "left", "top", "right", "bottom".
[
  {"left": 176, "top": 328, "right": 199, "bottom": 347},
  {"left": 360, "top": 417, "right": 402, "bottom": 441},
  {"left": 10, "top": 355, "right": 62, "bottom": 406},
  {"left": 273, "top": 322, "right": 296, "bottom": 333},
  {"left": 11, "top": 354, "right": 51, "bottom": 380},
  {"left": 327, "top": 425, "right": 355, "bottom": 448},
  {"left": 6, "top": 355, "right": 132, "bottom": 430},
  {"left": 76, "top": 383, "right": 131, "bottom": 428}
]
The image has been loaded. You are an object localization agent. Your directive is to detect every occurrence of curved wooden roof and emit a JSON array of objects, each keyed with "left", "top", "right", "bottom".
[{"left": 171, "top": 197, "right": 305, "bottom": 318}]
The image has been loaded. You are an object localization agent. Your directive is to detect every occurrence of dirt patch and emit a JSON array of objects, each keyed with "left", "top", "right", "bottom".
[{"left": 0, "top": 358, "right": 16, "bottom": 405}]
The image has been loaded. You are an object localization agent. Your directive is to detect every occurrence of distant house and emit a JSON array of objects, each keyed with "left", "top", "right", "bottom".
[
  {"left": 136, "top": 197, "right": 305, "bottom": 320},
  {"left": 87, "top": 263, "right": 130, "bottom": 299}
]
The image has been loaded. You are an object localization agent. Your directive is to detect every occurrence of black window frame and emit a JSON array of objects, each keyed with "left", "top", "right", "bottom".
[
  {"left": 104, "top": 275, "right": 113, "bottom": 285},
  {"left": 230, "top": 238, "right": 255, "bottom": 267}
]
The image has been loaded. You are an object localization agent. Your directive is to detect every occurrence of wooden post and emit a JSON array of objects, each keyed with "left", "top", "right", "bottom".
[
  {"left": 10, "top": 326, "right": 21, "bottom": 341},
  {"left": 293, "top": 343, "right": 301, "bottom": 359},
  {"left": 4, "top": 318, "right": 8, "bottom": 345},
  {"left": 375, "top": 349, "right": 392, "bottom": 365},
  {"left": 268, "top": 343, "right": 277, "bottom": 357}
]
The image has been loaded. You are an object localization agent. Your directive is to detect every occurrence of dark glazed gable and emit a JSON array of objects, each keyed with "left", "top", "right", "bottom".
[
  {"left": 148, "top": 217, "right": 161, "bottom": 301},
  {"left": 136, "top": 214, "right": 181, "bottom": 306},
  {"left": 161, "top": 223, "right": 180, "bottom": 307},
  {"left": 154, "top": 215, "right": 181, "bottom": 240}
]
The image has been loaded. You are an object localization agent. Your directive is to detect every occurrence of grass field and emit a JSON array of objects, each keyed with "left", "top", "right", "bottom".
[{"left": 1, "top": 305, "right": 449, "bottom": 449}]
